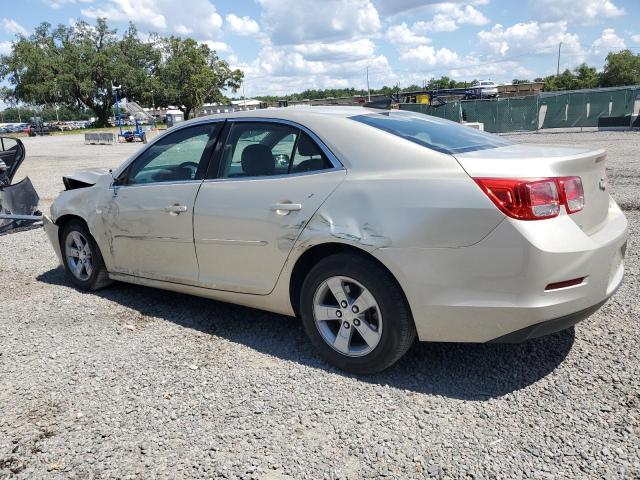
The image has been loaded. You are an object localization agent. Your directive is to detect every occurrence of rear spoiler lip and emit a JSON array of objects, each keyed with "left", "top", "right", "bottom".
[{"left": 452, "top": 145, "right": 607, "bottom": 180}]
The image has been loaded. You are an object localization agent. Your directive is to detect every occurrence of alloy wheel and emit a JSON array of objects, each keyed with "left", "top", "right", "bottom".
[
  {"left": 65, "top": 231, "right": 93, "bottom": 281},
  {"left": 312, "top": 276, "right": 383, "bottom": 357}
]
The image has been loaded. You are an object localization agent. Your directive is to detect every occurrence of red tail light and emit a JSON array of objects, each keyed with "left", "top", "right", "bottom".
[
  {"left": 474, "top": 178, "right": 560, "bottom": 220},
  {"left": 558, "top": 176, "right": 584, "bottom": 213},
  {"left": 474, "top": 176, "right": 584, "bottom": 220}
]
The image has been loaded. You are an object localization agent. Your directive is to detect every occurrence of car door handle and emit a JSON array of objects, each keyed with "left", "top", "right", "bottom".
[
  {"left": 164, "top": 204, "right": 188, "bottom": 215},
  {"left": 271, "top": 202, "right": 302, "bottom": 215}
]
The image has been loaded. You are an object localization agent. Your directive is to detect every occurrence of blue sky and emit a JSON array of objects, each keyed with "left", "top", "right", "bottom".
[{"left": 1, "top": 0, "right": 639, "bottom": 98}]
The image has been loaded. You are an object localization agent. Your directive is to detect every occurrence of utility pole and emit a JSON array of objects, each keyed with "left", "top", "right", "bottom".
[
  {"left": 151, "top": 90, "right": 156, "bottom": 127},
  {"left": 242, "top": 80, "right": 246, "bottom": 109},
  {"left": 556, "top": 42, "right": 562, "bottom": 76},
  {"left": 112, "top": 81, "right": 123, "bottom": 137},
  {"left": 366, "top": 66, "right": 371, "bottom": 102}
]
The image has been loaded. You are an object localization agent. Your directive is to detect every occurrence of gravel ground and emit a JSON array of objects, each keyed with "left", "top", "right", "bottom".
[{"left": 1, "top": 131, "right": 638, "bottom": 479}]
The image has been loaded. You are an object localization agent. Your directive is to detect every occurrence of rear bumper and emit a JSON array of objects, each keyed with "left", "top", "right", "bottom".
[
  {"left": 373, "top": 199, "right": 628, "bottom": 342},
  {"left": 43, "top": 215, "right": 63, "bottom": 266},
  {"left": 487, "top": 298, "right": 608, "bottom": 343}
]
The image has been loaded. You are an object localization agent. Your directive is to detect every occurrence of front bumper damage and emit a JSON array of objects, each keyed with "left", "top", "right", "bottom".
[{"left": 43, "top": 215, "right": 63, "bottom": 265}]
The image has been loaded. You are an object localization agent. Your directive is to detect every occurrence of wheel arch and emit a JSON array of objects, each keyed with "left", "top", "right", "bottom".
[
  {"left": 55, "top": 214, "right": 89, "bottom": 242},
  {"left": 288, "top": 242, "right": 412, "bottom": 320}
]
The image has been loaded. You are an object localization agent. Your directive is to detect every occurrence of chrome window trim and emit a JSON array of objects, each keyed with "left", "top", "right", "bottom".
[
  {"left": 202, "top": 167, "right": 344, "bottom": 184},
  {"left": 111, "top": 179, "right": 203, "bottom": 189}
]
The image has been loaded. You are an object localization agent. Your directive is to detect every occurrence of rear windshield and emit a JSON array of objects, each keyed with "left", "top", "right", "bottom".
[{"left": 350, "top": 111, "right": 512, "bottom": 155}]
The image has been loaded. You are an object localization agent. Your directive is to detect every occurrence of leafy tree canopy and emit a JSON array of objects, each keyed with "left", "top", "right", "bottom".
[
  {"left": 0, "top": 18, "right": 243, "bottom": 125},
  {"left": 600, "top": 49, "right": 640, "bottom": 87},
  {"left": 0, "top": 105, "right": 93, "bottom": 123},
  {"left": 150, "top": 36, "right": 243, "bottom": 120},
  {"left": 0, "top": 19, "right": 158, "bottom": 126}
]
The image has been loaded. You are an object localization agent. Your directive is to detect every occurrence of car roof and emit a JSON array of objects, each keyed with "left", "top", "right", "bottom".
[{"left": 183, "top": 105, "right": 382, "bottom": 125}]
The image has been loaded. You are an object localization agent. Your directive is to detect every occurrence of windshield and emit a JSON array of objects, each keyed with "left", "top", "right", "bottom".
[{"left": 350, "top": 111, "right": 512, "bottom": 154}]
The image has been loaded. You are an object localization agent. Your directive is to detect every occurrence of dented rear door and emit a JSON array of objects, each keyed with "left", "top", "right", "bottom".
[{"left": 194, "top": 170, "right": 345, "bottom": 294}]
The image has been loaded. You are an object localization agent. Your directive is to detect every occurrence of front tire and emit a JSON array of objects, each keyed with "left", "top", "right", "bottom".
[
  {"left": 300, "top": 253, "right": 416, "bottom": 374},
  {"left": 60, "top": 220, "right": 112, "bottom": 291}
]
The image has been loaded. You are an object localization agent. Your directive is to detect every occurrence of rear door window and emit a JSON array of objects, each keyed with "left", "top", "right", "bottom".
[
  {"left": 221, "top": 123, "right": 298, "bottom": 178},
  {"left": 290, "top": 132, "right": 333, "bottom": 173},
  {"left": 350, "top": 111, "right": 511, "bottom": 154},
  {"left": 218, "top": 122, "right": 335, "bottom": 178}
]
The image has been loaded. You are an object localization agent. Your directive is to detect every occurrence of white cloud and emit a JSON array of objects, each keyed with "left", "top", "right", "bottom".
[
  {"left": 225, "top": 14, "right": 260, "bottom": 36},
  {"left": 0, "top": 41, "right": 13, "bottom": 55},
  {"left": 382, "top": 2, "right": 491, "bottom": 54},
  {"left": 44, "top": 0, "right": 93, "bottom": 9},
  {"left": 413, "top": 4, "right": 489, "bottom": 32},
  {"left": 2, "top": 18, "right": 28, "bottom": 36},
  {"left": 174, "top": 24, "right": 192, "bottom": 35},
  {"left": 399, "top": 44, "right": 461, "bottom": 67},
  {"left": 415, "top": 15, "right": 457, "bottom": 33},
  {"left": 293, "top": 39, "right": 376, "bottom": 62},
  {"left": 82, "top": 0, "right": 222, "bottom": 37},
  {"left": 234, "top": 38, "right": 392, "bottom": 97},
  {"left": 252, "top": 44, "right": 389, "bottom": 78},
  {"left": 632, "top": 34, "right": 640, "bottom": 44},
  {"left": 201, "top": 40, "right": 231, "bottom": 54},
  {"left": 592, "top": 28, "right": 626, "bottom": 55},
  {"left": 386, "top": 23, "right": 431, "bottom": 45},
  {"left": 257, "top": 0, "right": 380, "bottom": 45},
  {"left": 373, "top": 0, "right": 488, "bottom": 17},
  {"left": 478, "top": 21, "right": 583, "bottom": 59},
  {"left": 449, "top": 61, "right": 535, "bottom": 80},
  {"left": 530, "top": 0, "right": 624, "bottom": 24}
]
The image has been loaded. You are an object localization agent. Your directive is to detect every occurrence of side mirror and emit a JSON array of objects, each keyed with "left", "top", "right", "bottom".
[{"left": 111, "top": 170, "right": 128, "bottom": 186}]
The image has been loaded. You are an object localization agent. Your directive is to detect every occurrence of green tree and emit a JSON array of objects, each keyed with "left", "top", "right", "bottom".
[
  {"left": 574, "top": 63, "right": 599, "bottom": 89},
  {"left": 600, "top": 50, "right": 640, "bottom": 87},
  {"left": 542, "top": 63, "right": 598, "bottom": 91},
  {"left": 0, "top": 105, "right": 93, "bottom": 122},
  {"left": 153, "top": 36, "right": 243, "bottom": 119},
  {"left": 0, "top": 19, "right": 159, "bottom": 126}
]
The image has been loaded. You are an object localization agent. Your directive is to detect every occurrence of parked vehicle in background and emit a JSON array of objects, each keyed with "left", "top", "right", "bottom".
[
  {"left": 3, "top": 124, "right": 24, "bottom": 133},
  {"left": 478, "top": 80, "right": 499, "bottom": 97},
  {"left": 27, "top": 120, "right": 50, "bottom": 136},
  {"left": 43, "top": 107, "right": 627, "bottom": 374}
]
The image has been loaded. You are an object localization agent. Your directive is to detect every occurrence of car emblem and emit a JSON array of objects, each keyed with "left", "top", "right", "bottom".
[{"left": 598, "top": 178, "right": 606, "bottom": 191}]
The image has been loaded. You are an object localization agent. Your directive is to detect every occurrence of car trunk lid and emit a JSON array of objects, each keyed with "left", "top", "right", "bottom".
[{"left": 454, "top": 144, "right": 609, "bottom": 234}]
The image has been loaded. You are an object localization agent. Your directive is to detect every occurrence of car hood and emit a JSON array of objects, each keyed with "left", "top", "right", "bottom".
[{"left": 63, "top": 168, "right": 112, "bottom": 190}]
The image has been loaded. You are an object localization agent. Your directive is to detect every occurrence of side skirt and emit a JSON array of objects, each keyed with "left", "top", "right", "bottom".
[{"left": 108, "top": 272, "right": 295, "bottom": 317}]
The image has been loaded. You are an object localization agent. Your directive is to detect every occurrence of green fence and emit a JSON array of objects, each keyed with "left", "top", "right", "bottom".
[
  {"left": 399, "top": 85, "right": 640, "bottom": 133},
  {"left": 539, "top": 87, "right": 640, "bottom": 129},
  {"left": 461, "top": 96, "right": 539, "bottom": 132},
  {"left": 399, "top": 101, "right": 462, "bottom": 122}
]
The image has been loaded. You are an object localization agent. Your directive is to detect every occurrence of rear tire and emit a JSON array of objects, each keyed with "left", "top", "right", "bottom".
[
  {"left": 300, "top": 253, "right": 416, "bottom": 374},
  {"left": 60, "top": 220, "right": 112, "bottom": 291}
]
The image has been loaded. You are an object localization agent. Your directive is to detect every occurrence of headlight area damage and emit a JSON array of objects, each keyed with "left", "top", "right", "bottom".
[
  {"left": 62, "top": 169, "right": 107, "bottom": 190},
  {"left": 0, "top": 137, "right": 42, "bottom": 233}
]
